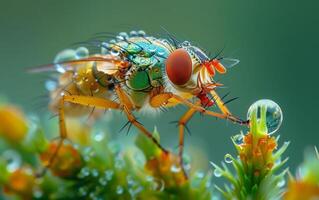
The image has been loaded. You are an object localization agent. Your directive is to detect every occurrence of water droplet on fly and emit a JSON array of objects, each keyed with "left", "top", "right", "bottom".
[
  {"left": 224, "top": 154, "right": 233, "bottom": 164},
  {"left": 247, "top": 99, "right": 283, "bottom": 135},
  {"left": 129, "top": 30, "right": 138, "bottom": 37},
  {"left": 149, "top": 45, "right": 157, "bottom": 52},
  {"left": 116, "top": 186, "right": 124, "bottom": 194},
  {"left": 119, "top": 32, "right": 128, "bottom": 39},
  {"left": 213, "top": 168, "right": 222, "bottom": 177},
  {"left": 137, "top": 30, "right": 146, "bottom": 36},
  {"left": 170, "top": 164, "right": 181, "bottom": 173},
  {"left": 111, "top": 49, "right": 120, "bottom": 56}
]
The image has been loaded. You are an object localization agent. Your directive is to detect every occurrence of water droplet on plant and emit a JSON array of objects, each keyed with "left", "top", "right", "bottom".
[
  {"left": 247, "top": 99, "right": 283, "bottom": 134},
  {"left": 104, "top": 170, "right": 114, "bottom": 181},
  {"left": 115, "top": 157, "right": 125, "bottom": 169},
  {"left": 213, "top": 168, "right": 222, "bottom": 177},
  {"left": 127, "top": 175, "right": 136, "bottom": 186},
  {"left": 224, "top": 154, "right": 233, "bottom": 164},
  {"left": 170, "top": 164, "right": 181, "bottom": 173},
  {"left": 94, "top": 132, "right": 104, "bottom": 142},
  {"left": 2, "top": 150, "right": 22, "bottom": 172},
  {"left": 79, "top": 186, "right": 88, "bottom": 196},
  {"left": 91, "top": 169, "right": 99, "bottom": 177},
  {"left": 232, "top": 133, "right": 243, "bottom": 145},
  {"left": 195, "top": 171, "right": 205, "bottom": 179},
  {"left": 98, "top": 177, "right": 107, "bottom": 186},
  {"left": 116, "top": 186, "right": 124, "bottom": 194},
  {"left": 79, "top": 167, "right": 90, "bottom": 178},
  {"left": 277, "top": 178, "right": 286, "bottom": 187},
  {"left": 33, "top": 189, "right": 43, "bottom": 198}
]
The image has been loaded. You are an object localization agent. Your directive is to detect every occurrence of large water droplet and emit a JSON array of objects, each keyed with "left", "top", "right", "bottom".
[
  {"left": 213, "top": 168, "right": 222, "bottom": 177},
  {"left": 129, "top": 30, "right": 138, "bottom": 37},
  {"left": 224, "top": 154, "right": 233, "bottom": 164},
  {"left": 137, "top": 30, "right": 146, "bottom": 36},
  {"left": 247, "top": 99, "right": 283, "bottom": 134},
  {"left": 116, "top": 186, "right": 124, "bottom": 194}
]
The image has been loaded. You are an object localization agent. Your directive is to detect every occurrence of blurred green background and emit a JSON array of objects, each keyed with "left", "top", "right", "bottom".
[{"left": 0, "top": 0, "right": 318, "bottom": 172}]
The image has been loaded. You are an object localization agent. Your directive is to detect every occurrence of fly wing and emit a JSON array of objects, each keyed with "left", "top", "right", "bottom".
[
  {"left": 27, "top": 55, "right": 129, "bottom": 74},
  {"left": 218, "top": 58, "right": 240, "bottom": 69}
]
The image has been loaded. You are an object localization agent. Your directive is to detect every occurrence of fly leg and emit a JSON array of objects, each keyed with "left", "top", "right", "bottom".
[
  {"left": 177, "top": 101, "right": 200, "bottom": 178},
  {"left": 115, "top": 85, "right": 169, "bottom": 154},
  {"left": 38, "top": 95, "right": 121, "bottom": 177}
]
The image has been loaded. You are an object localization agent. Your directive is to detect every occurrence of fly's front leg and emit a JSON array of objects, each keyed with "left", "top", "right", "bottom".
[
  {"left": 177, "top": 101, "right": 200, "bottom": 178},
  {"left": 210, "top": 90, "right": 249, "bottom": 125},
  {"left": 40, "top": 95, "right": 121, "bottom": 176},
  {"left": 171, "top": 94, "right": 248, "bottom": 125}
]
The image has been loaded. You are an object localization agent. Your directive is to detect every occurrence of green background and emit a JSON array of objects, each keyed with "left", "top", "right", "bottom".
[{"left": 0, "top": 0, "right": 318, "bottom": 172}]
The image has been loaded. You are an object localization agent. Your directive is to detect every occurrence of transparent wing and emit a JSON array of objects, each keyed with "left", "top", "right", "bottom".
[
  {"left": 218, "top": 58, "right": 240, "bottom": 69},
  {"left": 27, "top": 56, "right": 128, "bottom": 74}
]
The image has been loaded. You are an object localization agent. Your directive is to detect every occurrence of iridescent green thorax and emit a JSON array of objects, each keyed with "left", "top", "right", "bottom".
[{"left": 109, "top": 36, "right": 173, "bottom": 91}]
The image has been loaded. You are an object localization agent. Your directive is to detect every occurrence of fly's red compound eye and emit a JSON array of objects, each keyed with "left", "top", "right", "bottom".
[{"left": 165, "top": 49, "right": 192, "bottom": 85}]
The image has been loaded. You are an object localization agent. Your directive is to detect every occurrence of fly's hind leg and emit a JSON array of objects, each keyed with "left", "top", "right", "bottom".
[
  {"left": 115, "top": 86, "right": 168, "bottom": 154},
  {"left": 39, "top": 95, "right": 121, "bottom": 176}
]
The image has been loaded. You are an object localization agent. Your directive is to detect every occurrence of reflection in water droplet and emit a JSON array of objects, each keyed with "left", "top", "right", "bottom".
[
  {"left": 170, "top": 164, "right": 181, "bottom": 173},
  {"left": 224, "top": 154, "right": 233, "bottom": 164},
  {"left": 137, "top": 30, "right": 146, "bottom": 36},
  {"left": 247, "top": 99, "right": 283, "bottom": 135},
  {"left": 116, "top": 186, "right": 124, "bottom": 194},
  {"left": 213, "top": 168, "right": 222, "bottom": 177},
  {"left": 79, "top": 186, "right": 88, "bottom": 196},
  {"left": 78, "top": 167, "right": 90, "bottom": 178},
  {"left": 127, "top": 175, "right": 136, "bottom": 186},
  {"left": 130, "top": 31, "right": 138, "bottom": 37}
]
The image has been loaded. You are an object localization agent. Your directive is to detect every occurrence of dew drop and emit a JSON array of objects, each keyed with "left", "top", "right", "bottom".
[
  {"left": 109, "top": 39, "right": 116, "bottom": 44},
  {"left": 104, "top": 170, "right": 114, "bottom": 181},
  {"left": 98, "top": 177, "right": 107, "bottom": 186},
  {"left": 2, "top": 150, "right": 22, "bottom": 172},
  {"left": 149, "top": 45, "right": 157, "bottom": 52},
  {"left": 94, "top": 132, "right": 104, "bottom": 142},
  {"left": 247, "top": 99, "right": 283, "bottom": 135},
  {"left": 232, "top": 133, "right": 243, "bottom": 145},
  {"left": 116, "top": 35, "right": 124, "bottom": 41},
  {"left": 75, "top": 47, "right": 89, "bottom": 58},
  {"left": 116, "top": 186, "right": 124, "bottom": 195},
  {"left": 79, "top": 167, "right": 90, "bottom": 178},
  {"left": 195, "top": 171, "right": 205, "bottom": 179},
  {"left": 79, "top": 186, "right": 88, "bottom": 196},
  {"left": 213, "top": 168, "right": 222, "bottom": 177},
  {"left": 126, "top": 175, "right": 136, "bottom": 186},
  {"left": 91, "top": 169, "right": 99, "bottom": 177},
  {"left": 170, "top": 164, "right": 181, "bottom": 173},
  {"left": 277, "top": 178, "right": 286, "bottom": 187},
  {"left": 182, "top": 40, "right": 191, "bottom": 46},
  {"left": 224, "top": 154, "right": 233, "bottom": 164}
]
